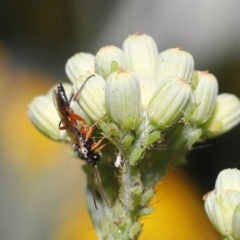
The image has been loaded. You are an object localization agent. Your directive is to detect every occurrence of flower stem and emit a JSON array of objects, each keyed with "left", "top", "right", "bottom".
[{"left": 84, "top": 123, "right": 203, "bottom": 239}]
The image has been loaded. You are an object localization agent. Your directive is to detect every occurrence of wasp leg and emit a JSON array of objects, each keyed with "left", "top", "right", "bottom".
[
  {"left": 93, "top": 165, "right": 111, "bottom": 208},
  {"left": 92, "top": 165, "right": 98, "bottom": 210},
  {"left": 68, "top": 112, "right": 87, "bottom": 123},
  {"left": 90, "top": 130, "right": 112, "bottom": 151},
  {"left": 85, "top": 114, "right": 107, "bottom": 142}
]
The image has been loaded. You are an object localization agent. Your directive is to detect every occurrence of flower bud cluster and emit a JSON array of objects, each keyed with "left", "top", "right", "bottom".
[
  {"left": 204, "top": 169, "right": 240, "bottom": 239},
  {"left": 28, "top": 33, "right": 240, "bottom": 152}
]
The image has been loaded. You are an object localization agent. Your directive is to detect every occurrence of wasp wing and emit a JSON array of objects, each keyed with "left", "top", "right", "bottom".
[{"left": 52, "top": 89, "right": 81, "bottom": 146}]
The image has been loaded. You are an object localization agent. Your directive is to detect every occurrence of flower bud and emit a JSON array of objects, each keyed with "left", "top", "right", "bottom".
[
  {"left": 147, "top": 77, "right": 192, "bottom": 128},
  {"left": 123, "top": 33, "right": 158, "bottom": 78},
  {"left": 137, "top": 76, "right": 157, "bottom": 109},
  {"left": 188, "top": 71, "right": 218, "bottom": 125},
  {"left": 232, "top": 203, "right": 240, "bottom": 240},
  {"left": 95, "top": 45, "right": 129, "bottom": 78},
  {"left": 215, "top": 169, "right": 240, "bottom": 193},
  {"left": 204, "top": 168, "right": 240, "bottom": 239},
  {"left": 105, "top": 69, "right": 141, "bottom": 128},
  {"left": 65, "top": 52, "right": 95, "bottom": 83},
  {"left": 155, "top": 48, "right": 194, "bottom": 85},
  {"left": 205, "top": 190, "right": 240, "bottom": 238},
  {"left": 72, "top": 74, "right": 106, "bottom": 122},
  {"left": 202, "top": 93, "right": 240, "bottom": 138},
  {"left": 28, "top": 93, "right": 66, "bottom": 141}
]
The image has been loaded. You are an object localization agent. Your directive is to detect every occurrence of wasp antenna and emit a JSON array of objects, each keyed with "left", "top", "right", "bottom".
[
  {"left": 73, "top": 74, "right": 95, "bottom": 102},
  {"left": 93, "top": 165, "right": 112, "bottom": 208},
  {"left": 92, "top": 166, "right": 99, "bottom": 210},
  {"left": 69, "top": 93, "right": 74, "bottom": 106}
]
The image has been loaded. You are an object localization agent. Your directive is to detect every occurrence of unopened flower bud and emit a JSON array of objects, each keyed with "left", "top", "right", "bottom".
[
  {"left": 202, "top": 93, "right": 240, "bottom": 138},
  {"left": 155, "top": 48, "right": 194, "bottom": 85},
  {"left": 204, "top": 168, "right": 240, "bottom": 239},
  {"left": 188, "top": 71, "right": 218, "bottom": 125},
  {"left": 105, "top": 69, "right": 141, "bottom": 128},
  {"left": 147, "top": 77, "right": 192, "bottom": 128},
  {"left": 137, "top": 76, "right": 157, "bottom": 109},
  {"left": 123, "top": 33, "right": 158, "bottom": 78},
  {"left": 72, "top": 74, "right": 106, "bottom": 122},
  {"left": 205, "top": 190, "right": 240, "bottom": 238},
  {"left": 232, "top": 203, "right": 240, "bottom": 240},
  {"left": 215, "top": 169, "right": 240, "bottom": 193},
  {"left": 95, "top": 45, "right": 129, "bottom": 79},
  {"left": 65, "top": 53, "right": 95, "bottom": 83}
]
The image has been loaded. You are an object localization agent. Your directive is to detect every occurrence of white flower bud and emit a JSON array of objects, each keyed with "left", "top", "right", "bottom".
[
  {"left": 215, "top": 169, "right": 240, "bottom": 193},
  {"left": 204, "top": 168, "right": 240, "bottom": 239},
  {"left": 65, "top": 52, "right": 95, "bottom": 83},
  {"left": 188, "top": 71, "right": 218, "bottom": 125},
  {"left": 202, "top": 93, "right": 240, "bottom": 138},
  {"left": 147, "top": 77, "right": 192, "bottom": 128},
  {"left": 137, "top": 76, "right": 157, "bottom": 109},
  {"left": 205, "top": 190, "right": 240, "bottom": 238},
  {"left": 72, "top": 74, "right": 106, "bottom": 122},
  {"left": 232, "top": 203, "right": 240, "bottom": 240},
  {"left": 95, "top": 45, "right": 129, "bottom": 78},
  {"left": 155, "top": 48, "right": 194, "bottom": 85},
  {"left": 123, "top": 33, "right": 158, "bottom": 78},
  {"left": 105, "top": 69, "right": 141, "bottom": 128}
]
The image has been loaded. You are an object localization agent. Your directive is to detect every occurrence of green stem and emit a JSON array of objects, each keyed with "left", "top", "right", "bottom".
[{"left": 85, "top": 123, "right": 203, "bottom": 240}]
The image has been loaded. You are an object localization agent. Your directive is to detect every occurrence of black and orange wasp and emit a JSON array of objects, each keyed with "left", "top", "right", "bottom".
[{"left": 52, "top": 75, "right": 111, "bottom": 209}]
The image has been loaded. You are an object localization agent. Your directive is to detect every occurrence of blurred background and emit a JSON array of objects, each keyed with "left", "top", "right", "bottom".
[{"left": 0, "top": 0, "right": 240, "bottom": 239}]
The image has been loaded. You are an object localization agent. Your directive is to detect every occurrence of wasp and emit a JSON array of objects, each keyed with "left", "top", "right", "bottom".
[{"left": 52, "top": 75, "right": 111, "bottom": 209}]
